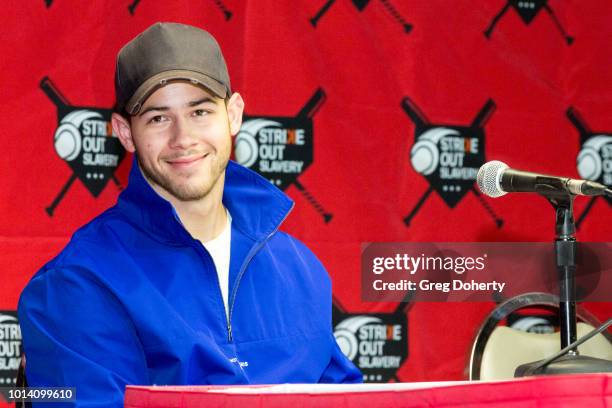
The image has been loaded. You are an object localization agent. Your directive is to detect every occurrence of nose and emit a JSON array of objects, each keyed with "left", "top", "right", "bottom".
[{"left": 169, "top": 117, "right": 197, "bottom": 149}]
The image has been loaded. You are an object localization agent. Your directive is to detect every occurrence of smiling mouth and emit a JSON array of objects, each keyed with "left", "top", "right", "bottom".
[{"left": 166, "top": 153, "right": 209, "bottom": 169}]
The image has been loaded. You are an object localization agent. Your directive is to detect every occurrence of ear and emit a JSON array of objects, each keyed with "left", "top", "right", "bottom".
[
  {"left": 226, "top": 92, "right": 245, "bottom": 136},
  {"left": 112, "top": 113, "right": 136, "bottom": 153}
]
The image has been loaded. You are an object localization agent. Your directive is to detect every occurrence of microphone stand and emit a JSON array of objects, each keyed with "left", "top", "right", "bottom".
[
  {"left": 553, "top": 191, "right": 577, "bottom": 350},
  {"left": 514, "top": 188, "right": 612, "bottom": 376}
]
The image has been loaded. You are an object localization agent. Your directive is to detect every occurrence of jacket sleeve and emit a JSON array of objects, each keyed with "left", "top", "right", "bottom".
[
  {"left": 282, "top": 234, "right": 363, "bottom": 384},
  {"left": 18, "top": 265, "right": 149, "bottom": 408},
  {"left": 318, "top": 334, "right": 363, "bottom": 383}
]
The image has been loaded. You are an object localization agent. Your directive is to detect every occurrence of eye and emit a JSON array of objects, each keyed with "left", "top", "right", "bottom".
[
  {"left": 147, "top": 115, "right": 167, "bottom": 124},
  {"left": 192, "top": 109, "right": 209, "bottom": 117}
]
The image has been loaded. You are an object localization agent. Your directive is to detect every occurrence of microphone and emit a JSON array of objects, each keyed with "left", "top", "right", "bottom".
[{"left": 477, "top": 161, "right": 611, "bottom": 198}]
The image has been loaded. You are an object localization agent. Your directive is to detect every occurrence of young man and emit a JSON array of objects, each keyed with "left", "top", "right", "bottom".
[{"left": 19, "top": 22, "right": 361, "bottom": 407}]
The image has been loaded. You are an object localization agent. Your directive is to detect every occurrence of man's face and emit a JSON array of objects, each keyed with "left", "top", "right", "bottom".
[{"left": 112, "top": 82, "right": 244, "bottom": 202}]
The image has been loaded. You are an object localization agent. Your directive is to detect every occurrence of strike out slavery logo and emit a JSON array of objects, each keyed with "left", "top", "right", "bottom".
[
  {"left": 0, "top": 312, "right": 20, "bottom": 389},
  {"left": 41, "top": 77, "right": 125, "bottom": 216},
  {"left": 567, "top": 107, "right": 612, "bottom": 229},
  {"left": 234, "top": 88, "right": 333, "bottom": 223},
  {"left": 484, "top": 0, "right": 573, "bottom": 45},
  {"left": 333, "top": 301, "right": 408, "bottom": 382},
  {"left": 507, "top": 313, "right": 556, "bottom": 334},
  {"left": 403, "top": 98, "right": 503, "bottom": 228}
]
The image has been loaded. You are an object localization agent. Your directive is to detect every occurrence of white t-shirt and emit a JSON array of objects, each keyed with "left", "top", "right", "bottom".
[{"left": 202, "top": 209, "right": 232, "bottom": 320}]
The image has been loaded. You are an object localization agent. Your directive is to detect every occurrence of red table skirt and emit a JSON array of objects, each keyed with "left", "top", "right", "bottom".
[{"left": 125, "top": 373, "right": 612, "bottom": 408}]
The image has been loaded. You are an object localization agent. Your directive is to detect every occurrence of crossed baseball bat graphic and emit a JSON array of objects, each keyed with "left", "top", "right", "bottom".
[
  {"left": 402, "top": 98, "right": 503, "bottom": 228},
  {"left": 128, "top": 0, "right": 232, "bottom": 19},
  {"left": 311, "top": 0, "right": 412, "bottom": 34},
  {"left": 484, "top": 0, "right": 573, "bottom": 45},
  {"left": 40, "top": 77, "right": 123, "bottom": 216}
]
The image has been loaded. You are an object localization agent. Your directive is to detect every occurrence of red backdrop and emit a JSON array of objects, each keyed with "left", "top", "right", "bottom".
[{"left": 1, "top": 0, "right": 611, "bottom": 403}]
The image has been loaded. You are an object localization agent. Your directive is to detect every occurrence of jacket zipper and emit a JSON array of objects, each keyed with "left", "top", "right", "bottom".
[
  {"left": 227, "top": 204, "right": 294, "bottom": 343},
  {"left": 175, "top": 205, "right": 294, "bottom": 344},
  {"left": 192, "top": 240, "right": 232, "bottom": 337},
  {"left": 174, "top": 210, "right": 233, "bottom": 341}
]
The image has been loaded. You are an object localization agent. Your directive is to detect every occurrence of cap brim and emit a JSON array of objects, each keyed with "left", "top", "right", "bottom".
[{"left": 126, "top": 69, "right": 228, "bottom": 115}]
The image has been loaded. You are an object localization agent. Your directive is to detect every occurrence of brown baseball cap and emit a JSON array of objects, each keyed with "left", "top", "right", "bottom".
[{"left": 115, "top": 22, "right": 231, "bottom": 115}]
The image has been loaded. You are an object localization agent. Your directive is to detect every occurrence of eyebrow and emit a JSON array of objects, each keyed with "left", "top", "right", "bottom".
[
  {"left": 188, "top": 97, "right": 215, "bottom": 107},
  {"left": 138, "top": 97, "right": 216, "bottom": 117}
]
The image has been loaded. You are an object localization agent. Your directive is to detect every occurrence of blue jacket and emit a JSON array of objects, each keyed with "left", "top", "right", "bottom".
[{"left": 18, "top": 160, "right": 362, "bottom": 407}]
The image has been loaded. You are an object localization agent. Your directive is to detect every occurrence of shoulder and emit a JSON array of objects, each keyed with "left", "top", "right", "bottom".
[
  {"left": 264, "top": 230, "right": 330, "bottom": 282},
  {"left": 18, "top": 245, "right": 123, "bottom": 340},
  {"left": 22, "top": 205, "right": 129, "bottom": 294},
  {"left": 71, "top": 204, "right": 135, "bottom": 246},
  {"left": 270, "top": 231, "right": 324, "bottom": 263},
  {"left": 64, "top": 200, "right": 144, "bottom": 255},
  {"left": 18, "top": 209, "right": 134, "bottom": 331}
]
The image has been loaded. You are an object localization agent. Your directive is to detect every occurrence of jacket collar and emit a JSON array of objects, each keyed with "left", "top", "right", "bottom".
[{"left": 117, "top": 157, "right": 294, "bottom": 244}]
